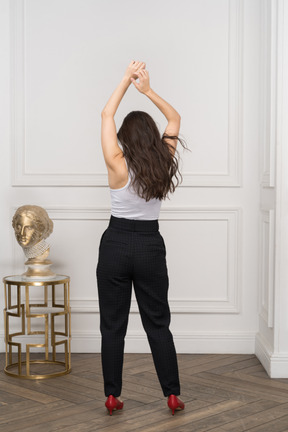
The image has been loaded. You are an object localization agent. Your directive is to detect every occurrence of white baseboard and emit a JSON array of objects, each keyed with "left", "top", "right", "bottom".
[{"left": 255, "top": 332, "right": 288, "bottom": 378}]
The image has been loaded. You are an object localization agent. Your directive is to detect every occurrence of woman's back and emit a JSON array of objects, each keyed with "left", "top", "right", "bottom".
[{"left": 110, "top": 173, "right": 162, "bottom": 220}]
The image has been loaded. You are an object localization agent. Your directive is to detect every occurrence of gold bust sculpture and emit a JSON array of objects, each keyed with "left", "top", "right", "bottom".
[{"left": 12, "top": 205, "right": 55, "bottom": 279}]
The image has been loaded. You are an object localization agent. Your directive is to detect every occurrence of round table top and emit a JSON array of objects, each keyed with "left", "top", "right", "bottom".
[{"left": 3, "top": 275, "right": 70, "bottom": 286}]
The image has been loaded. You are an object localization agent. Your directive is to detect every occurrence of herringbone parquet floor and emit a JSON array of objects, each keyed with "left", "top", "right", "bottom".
[{"left": 1, "top": 353, "right": 288, "bottom": 431}]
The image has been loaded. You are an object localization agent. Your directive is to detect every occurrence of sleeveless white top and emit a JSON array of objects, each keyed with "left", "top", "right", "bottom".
[{"left": 110, "top": 174, "right": 162, "bottom": 220}]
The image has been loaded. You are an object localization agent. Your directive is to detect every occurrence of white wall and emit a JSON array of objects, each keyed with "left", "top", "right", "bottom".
[
  {"left": 1, "top": 0, "right": 261, "bottom": 355},
  {"left": 255, "top": 0, "right": 288, "bottom": 377}
]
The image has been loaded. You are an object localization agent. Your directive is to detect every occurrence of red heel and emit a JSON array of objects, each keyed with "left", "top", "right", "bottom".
[
  {"left": 167, "top": 395, "right": 185, "bottom": 415},
  {"left": 105, "top": 395, "right": 124, "bottom": 416}
]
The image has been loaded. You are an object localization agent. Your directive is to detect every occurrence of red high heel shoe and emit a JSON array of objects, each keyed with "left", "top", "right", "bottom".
[
  {"left": 167, "top": 394, "right": 185, "bottom": 415},
  {"left": 105, "top": 395, "right": 124, "bottom": 416}
]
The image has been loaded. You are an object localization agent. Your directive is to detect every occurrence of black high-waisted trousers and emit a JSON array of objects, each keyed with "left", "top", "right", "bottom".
[{"left": 96, "top": 215, "right": 181, "bottom": 398}]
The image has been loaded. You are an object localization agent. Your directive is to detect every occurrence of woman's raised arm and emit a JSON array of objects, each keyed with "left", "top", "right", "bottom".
[
  {"left": 131, "top": 69, "right": 181, "bottom": 153},
  {"left": 101, "top": 61, "right": 145, "bottom": 175},
  {"left": 101, "top": 61, "right": 145, "bottom": 118}
]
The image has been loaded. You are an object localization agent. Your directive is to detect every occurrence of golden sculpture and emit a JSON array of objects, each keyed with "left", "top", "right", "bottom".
[{"left": 12, "top": 205, "right": 55, "bottom": 279}]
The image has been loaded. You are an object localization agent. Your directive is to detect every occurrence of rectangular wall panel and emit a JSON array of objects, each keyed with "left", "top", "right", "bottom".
[
  {"left": 11, "top": 0, "right": 243, "bottom": 187},
  {"left": 12, "top": 206, "right": 241, "bottom": 314},
  {"left": 259, "top": 0, "right": 277, "bottom": 188},
  {"left": 259, "top": 209, "right": 275, "bottom": 328}
]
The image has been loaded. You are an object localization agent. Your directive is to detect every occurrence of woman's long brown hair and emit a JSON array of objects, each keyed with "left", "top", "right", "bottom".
[{"left": 117, "top": 111, "right": 187, "bottom": 201}]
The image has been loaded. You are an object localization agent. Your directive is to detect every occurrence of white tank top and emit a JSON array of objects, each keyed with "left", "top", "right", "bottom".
[{"left": 110, "top": 174, "right": 162, "bottom": 220}]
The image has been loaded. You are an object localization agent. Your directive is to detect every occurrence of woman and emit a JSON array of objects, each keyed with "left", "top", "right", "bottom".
[{"left": 96, "top": 60, "right": 186, "bottom": 416}]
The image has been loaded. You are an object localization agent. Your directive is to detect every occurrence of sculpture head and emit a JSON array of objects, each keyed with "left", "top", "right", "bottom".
[{"left": 12, "top": 205, "right": 53, "bottom": 249}]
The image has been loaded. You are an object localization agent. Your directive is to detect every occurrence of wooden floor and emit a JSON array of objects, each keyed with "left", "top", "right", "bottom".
[{"left": 1, "top": 353, "right": 288, "bottom": 431}]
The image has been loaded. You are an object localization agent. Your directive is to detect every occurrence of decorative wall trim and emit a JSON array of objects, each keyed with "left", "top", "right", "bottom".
[
  {"left": 259, "top": 0, "right": 277, "bottom": 188},
  {"left": 13, "top": 205, "right": 241, "bottom": 314},
  {"left": 68, "top": 297, "right": 237, "bottom": 314},
  {"left": 11, "top": 0, "right": 243, "bottom": 187},
  {"left": 258, "top": 209, "right": 275, "bottom": 328},
  {"left": 0, "top": 330, "right": 255, "bottom": 354},
  {"left": 255, "top": 332, "right": 288, "bottom": 378}
]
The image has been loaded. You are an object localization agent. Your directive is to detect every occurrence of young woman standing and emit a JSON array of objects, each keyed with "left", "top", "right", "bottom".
[{"left": 97, "top": 60, "right": 185, "bottom": 416}]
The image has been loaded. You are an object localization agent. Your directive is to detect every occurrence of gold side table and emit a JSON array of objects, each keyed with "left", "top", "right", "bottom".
[{"left": 3, "top": 275, "right": 71, "bottom": 379}]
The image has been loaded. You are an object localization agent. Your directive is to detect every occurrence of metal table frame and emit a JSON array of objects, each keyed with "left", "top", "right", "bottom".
[{"left": 3, "top": 275, "right": 71, "bottom": 379}]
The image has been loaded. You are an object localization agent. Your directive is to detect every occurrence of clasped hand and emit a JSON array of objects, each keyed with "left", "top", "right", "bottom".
[{"left": 124, "top": 60, "right": 151, "bottom": 94}]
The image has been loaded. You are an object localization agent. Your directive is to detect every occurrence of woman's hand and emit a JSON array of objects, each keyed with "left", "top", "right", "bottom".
[
  {"left": 131, "top": 69, "right": 151, "bottom": 94},
  {"left": 124, "top": 60, "right": 146, "bottom": 81},
  {"left": 101, "top": 60, "right": 146, "bottom": 118}
]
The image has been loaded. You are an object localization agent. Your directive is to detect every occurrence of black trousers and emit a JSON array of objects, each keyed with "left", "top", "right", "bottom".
[{"left": 96, "top": 215, "right": 181, "bottom": 398}]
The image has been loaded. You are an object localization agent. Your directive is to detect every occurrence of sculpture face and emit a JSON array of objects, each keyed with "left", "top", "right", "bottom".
[
  {"left": 11, "top": 205, "right": 55, "bottom": 278},
  {"left": 14, "top": 214, "right": 42, "bottom": 248}
]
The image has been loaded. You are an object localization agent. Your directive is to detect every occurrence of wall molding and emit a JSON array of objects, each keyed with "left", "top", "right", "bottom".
[
  {"left": 255, "top": 332, "right": 288, "bottom": 378},
  {"left": 258, "top": 209, "right": 275, "bottom": 328},
  {"left": 259, "top": 0, "right": 277, "bottom": 188},
  {"left": 11, "top": 0, "right": 243, "bottom": 187},
  {"left": 11, "top": 206, "right": 242, "bottom": 314},
  {"left": 0, "top": 330, "right": 255, "bottom": 354},
  {"left": 68, "top": 297, "right": 237, "bottom": 315}
]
